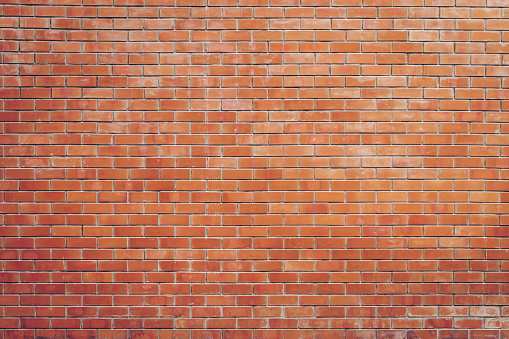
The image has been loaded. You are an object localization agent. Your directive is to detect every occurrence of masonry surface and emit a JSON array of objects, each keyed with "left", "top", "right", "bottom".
[{"left": 1, "top": 0, "right": 509, "bottom": 337}]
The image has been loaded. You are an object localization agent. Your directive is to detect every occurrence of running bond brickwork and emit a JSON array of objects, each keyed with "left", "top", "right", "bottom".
[{"left": 1, "top": 0, "right": 509, "bottom": 337}]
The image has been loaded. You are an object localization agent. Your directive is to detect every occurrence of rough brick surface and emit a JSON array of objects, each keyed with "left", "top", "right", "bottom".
[{"left": 1, "top": 0, "right": 509, "bottom": 337}]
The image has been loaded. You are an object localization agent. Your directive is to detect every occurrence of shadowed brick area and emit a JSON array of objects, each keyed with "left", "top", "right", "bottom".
[{"left": 0, "top": 0, "right": 509, "bottom": 337}]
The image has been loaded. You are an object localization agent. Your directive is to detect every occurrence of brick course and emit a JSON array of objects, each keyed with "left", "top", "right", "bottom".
[{"left": 1, "top": 0, "right": 509, "bottom": 337}]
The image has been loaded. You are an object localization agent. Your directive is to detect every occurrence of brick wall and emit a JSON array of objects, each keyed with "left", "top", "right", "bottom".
[{"left": 1, "top": 0, "right": 509, "bottom": 337}]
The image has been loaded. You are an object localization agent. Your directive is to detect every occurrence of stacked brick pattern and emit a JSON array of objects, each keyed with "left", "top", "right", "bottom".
[{"left": 1, "top": 0, "right": 509, "bottom": 337}]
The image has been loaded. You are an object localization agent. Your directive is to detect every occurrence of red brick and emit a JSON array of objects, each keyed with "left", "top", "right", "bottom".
[{"left": 0, "top": 0, "right": 506, "bottom": 334}]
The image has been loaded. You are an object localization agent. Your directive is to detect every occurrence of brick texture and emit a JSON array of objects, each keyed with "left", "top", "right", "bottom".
[{"left": 1, "top": 0, "right": 509, "bottom": 337}]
